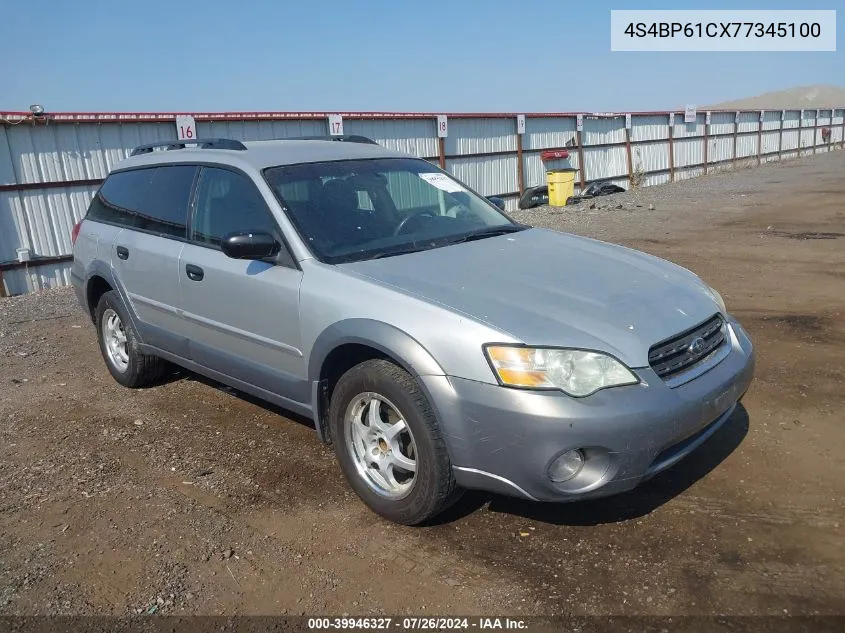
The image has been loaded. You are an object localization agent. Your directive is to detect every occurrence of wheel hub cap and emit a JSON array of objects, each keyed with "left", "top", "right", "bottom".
[
  {"left": 102, "top": 308, "right": 129, "bottom": 373},
  {"left": 344, "top": 393, "right": 417, "bottom": 499}
]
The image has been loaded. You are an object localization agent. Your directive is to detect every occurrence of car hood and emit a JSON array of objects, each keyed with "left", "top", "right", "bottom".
[{"left": 339, "top": 228, "right": 722, "bottom": 368}]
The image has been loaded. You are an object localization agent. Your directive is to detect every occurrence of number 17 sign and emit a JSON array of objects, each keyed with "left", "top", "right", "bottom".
[{"left": 328, "top": 114, "right": 344, "bottom": 136}]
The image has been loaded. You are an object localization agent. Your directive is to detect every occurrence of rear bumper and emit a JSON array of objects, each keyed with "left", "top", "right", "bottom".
[{"left": 422, "top": 317, "right": 755, "bottom": 502}]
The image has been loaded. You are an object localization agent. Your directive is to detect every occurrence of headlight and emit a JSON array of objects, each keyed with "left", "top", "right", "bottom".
[
  {"left": 707, "top": 286, "right": 727, "bottom": 313},
  {"left": 484, "top": 345, "right": 639, "bottom": 397}
]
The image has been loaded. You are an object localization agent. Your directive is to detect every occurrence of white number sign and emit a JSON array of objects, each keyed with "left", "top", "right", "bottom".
[
  {"left": 669, "top": 113, "right": 675, "bottom": 126},
  {"left": 328, "top": 114, "right": 344, "bottom": 136},
  {"left": 516, "top": 114, "right": 526, "bottom": 135},
  {"left": 175, "top": 115, "right": 197, "bottom": 141},
  {"left": 625, "top": 113, "right": 631, "bottom": 129},
  {"left": 576, "top": 114, "right": 583, "bottom": 131},
  {"left": 705, "top": 111, "right": 711, "bottom": 125},
  {"left": 760, "top": 110, "right": 765, "bottom": 122},
  {"left": 437, "top": 115, "right": 448, "bottom": 138},
  {"left": 684, "top": 105, "right": 697, "bottom": 123}
]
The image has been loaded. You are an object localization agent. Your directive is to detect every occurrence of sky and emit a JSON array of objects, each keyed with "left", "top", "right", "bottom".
[{"left": 0, "top": 0, "right": 841, "bottom": 113}]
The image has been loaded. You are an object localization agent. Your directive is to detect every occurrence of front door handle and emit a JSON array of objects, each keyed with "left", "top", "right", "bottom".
[
  {"left": 116, "top": 246, "right": 129, "bottom": 260},
  {"left": 185, "top": 264, "right": 204, "bottom": 282}
]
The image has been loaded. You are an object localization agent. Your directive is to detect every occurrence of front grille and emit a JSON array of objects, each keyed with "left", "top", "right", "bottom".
[{"left": 648, "top": 314, "right": 726, "bottom": 380}]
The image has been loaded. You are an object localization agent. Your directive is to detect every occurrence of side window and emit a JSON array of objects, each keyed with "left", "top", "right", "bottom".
[
  {"left": 87, "top": 166, "right": 196, "bottom": 239},
  {"left": 134, "top": 166, "right": 197, "bottom": 237},
  {"left": 192, "top": 167, "right": 277, "bottom": 247}
]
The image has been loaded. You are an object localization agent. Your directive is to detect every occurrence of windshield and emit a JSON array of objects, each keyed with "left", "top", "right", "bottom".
[{"left": 264, "top": 158, "right": 522, "bottom": 263}]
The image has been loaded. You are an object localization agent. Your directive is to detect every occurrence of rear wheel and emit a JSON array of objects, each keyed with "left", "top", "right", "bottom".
[
  {"left": 329, "top": 359, "right": 461, "bottom": 525},
  {"left": 95, "top": 290, "right": 166, "bottom": 388}
]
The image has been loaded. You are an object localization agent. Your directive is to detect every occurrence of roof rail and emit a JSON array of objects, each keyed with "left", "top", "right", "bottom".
[
  {"left": 288, "top": 135, "right": 378, "bottom": 145},
  {"left": 130, "top": 138, "right": 247, "bottom": 156}
]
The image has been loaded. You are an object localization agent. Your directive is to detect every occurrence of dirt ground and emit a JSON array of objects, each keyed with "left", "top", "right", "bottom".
[{"left": 1, "top": 151, "right": 843, "bottom": 619}]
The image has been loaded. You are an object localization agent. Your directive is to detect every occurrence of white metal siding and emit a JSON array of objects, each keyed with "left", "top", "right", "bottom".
[
  {"left": 2, "top": 262, "right": 72, "bottom": 296},
  {"left": 5, "top": 122, "right": 173, "bottom": 184},
  {"left": 199, "top": 119, "right": 326, "bottom": 142},
  {"left": 633, "top": 142, "right": 669, "bottom": 174},
  {"left": 448, "top": 155, "right": 518, "bottom": 196},
  {"left": 674, "top": 138, "right": 704, "bottom": 168},
  {"left": 737, "top": 112, "right": 759, "bottom": 134},
  {"left": 630, "top": 115, "right": 669, "bottom": 142},
  {"left": 583, "top": 117, "right": 625, "bottom": 146},
  {"left": 344, "top": 119, "right": 438, "bottom": 157},
  {"left": 445, "top": 118, "right": 516, "bottom": 155},
  {"left": 709, "top": 112, "right": 736, "bottom": 135},
  {"left": 736, "top": 134, "right": 758, "bottom": 159},
  {"left": 6, "top": 185, "right": 97, "bottom": 257},
  {"left": 583, "top": 145, "right": 627, "bottom": 180},
  {"left": 672, "top": 114, "right": 705, "bottom": 139},
  {"left": 761, "top": 130, "right": 780, "bottom": 155},
  {"left": 522, "top": 117, "right": 576, "bottom": 150},
  {"left": 761, "top": 110, "right": 781, "bottom": 131},
  {"left": 709, "top": 135, "right": 734, "bottom": 163}
]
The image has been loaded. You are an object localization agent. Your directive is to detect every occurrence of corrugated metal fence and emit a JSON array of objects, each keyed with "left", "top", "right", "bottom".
[{"left": 2, "top": 107, "right": 844, "bottom": 295}]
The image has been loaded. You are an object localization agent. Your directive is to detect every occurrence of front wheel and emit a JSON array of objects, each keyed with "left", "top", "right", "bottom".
[{"left": 329, "top": 359, "right": 461, "bottom": 525}]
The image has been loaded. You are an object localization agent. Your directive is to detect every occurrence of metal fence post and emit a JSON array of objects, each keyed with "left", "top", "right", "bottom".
[
  {"left": 576, "top": 121, "right": 586, "bottom": 191},
  {"left": 516, "top": 124, "right": 525, "bottom": 195},
  {"left": 839, "top": 109, "right": 845, "bottom": 149},
  {"left": 732, "top": 111, "right": 739, "bottom": 168},
  {"left": 624, "top": 118, "right": 633, "bottom": 187},
  {"left": 668, "top": 113, "right": 675, "bottom": 182}
]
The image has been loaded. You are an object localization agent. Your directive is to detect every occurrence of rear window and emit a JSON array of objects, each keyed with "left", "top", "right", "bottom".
[{"left": 87, "top": 165, "right": 198, "bottom": 238}]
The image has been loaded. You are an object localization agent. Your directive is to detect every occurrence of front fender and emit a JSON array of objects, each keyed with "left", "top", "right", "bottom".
[
  {"left": 308, "top": 319, "right": 446, "bottom": 442},
  {"left": 308, "top": 318, "right": 445, "bottom": 382}
]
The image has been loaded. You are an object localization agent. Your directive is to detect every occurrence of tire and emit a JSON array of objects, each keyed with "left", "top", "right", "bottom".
[
  {"left": 518, "top": 185, "right": 548, "bottom": 210},
  {"left": 95, "top": 290, "right": 166, "bottom": 388},
  {"left": 329, "top": 359, "right": 461, "bottom": 525}
]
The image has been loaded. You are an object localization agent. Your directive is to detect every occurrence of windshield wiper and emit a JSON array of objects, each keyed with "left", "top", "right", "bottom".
[
  {"left": 370, "top": 244, "right": 432, "bottom": 259},
  {"left": 446, "top": 224, "right": 527, "bottom": 244}
]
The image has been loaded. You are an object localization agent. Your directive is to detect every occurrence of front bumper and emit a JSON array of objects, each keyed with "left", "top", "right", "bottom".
[{"left": 422, "top": 318, "right": 755, "bottom": 502}]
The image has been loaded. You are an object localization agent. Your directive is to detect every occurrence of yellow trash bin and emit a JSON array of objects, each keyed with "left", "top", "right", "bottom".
[{"left": 546, "top": 169, "right": 577, "bottom": 206}]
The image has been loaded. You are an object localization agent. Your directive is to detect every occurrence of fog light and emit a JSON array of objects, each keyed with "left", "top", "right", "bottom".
[{"left": 548, "top": 449, "right": 585, "bottom": 483}]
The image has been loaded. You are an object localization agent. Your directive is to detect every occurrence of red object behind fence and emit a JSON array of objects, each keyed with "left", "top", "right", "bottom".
[{"left": 540, "top": 149, "right": 570, "bottom": 161}]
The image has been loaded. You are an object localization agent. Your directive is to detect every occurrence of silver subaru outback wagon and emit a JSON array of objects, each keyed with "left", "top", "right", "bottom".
[{"left": 71, "top": 136, "right": 755, "bottom": 525}]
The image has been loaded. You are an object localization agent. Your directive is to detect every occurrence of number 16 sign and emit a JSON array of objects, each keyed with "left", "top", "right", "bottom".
[{"left": 175, "top": 115, "right": 196, "bottom": 141}]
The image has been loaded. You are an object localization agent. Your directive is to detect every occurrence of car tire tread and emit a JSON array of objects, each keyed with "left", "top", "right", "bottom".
[{"left": 329, "top": 359, "right": 461, "bottom": 525}]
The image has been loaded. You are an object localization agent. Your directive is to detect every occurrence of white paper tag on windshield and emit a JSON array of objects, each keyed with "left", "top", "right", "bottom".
[{"left": 419, "top": 172, "right": 464, "bottom": 193}]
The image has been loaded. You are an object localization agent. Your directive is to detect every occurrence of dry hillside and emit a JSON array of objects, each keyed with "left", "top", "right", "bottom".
[{"left": 708, "top": 84, "right": 845, "bottom": 109}]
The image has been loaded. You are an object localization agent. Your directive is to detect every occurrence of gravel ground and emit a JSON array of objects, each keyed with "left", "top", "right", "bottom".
[{"left": 1, "top": 150, "right": 844, "bottom": 621}]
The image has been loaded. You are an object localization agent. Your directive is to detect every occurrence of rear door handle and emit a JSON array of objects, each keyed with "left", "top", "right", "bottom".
[
  {"left": 116, "top": 246, "right": 129, "bottom": 260},
  {"left": 185, "top": 264, "right": 204, "bottom": 281}
]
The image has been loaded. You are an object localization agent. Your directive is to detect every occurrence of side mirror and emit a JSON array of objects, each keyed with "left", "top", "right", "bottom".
[
  {"left": 487, "top": 196, "right": 506, "bottom": 211},
  {"left": 221, "top": 231, "right": 279, "bottom": 260}
]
